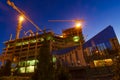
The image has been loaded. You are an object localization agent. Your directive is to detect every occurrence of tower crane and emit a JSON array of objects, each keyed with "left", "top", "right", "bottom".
[
  {"left": 24, "top": 30, "right": 34, "bottom": 36},
  {"left": 48, "top": 19, "right": 84, "bottom": 22},
  {"left": 7, "top": 0, "right": 42, "bottom": 39},
  {"left": 48, "top": 19, "right": 85, "bottom": 44},
  {"left": 48, "top": 19, "right": 84, "bottom": 28}
]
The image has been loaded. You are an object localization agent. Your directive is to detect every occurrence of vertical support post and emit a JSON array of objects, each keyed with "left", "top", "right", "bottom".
[{"left": 16, "top": 15, "right": 24, "bottom": 39}]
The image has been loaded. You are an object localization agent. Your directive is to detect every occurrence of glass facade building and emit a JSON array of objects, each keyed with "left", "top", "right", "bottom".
[{"left": 83, "top": 25, "right": 120, "bottom": 67}]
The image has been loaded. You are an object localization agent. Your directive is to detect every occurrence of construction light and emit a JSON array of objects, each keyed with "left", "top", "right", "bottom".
[
  {"left": 75, "top": 23, "right": 82, "bottom": 28},
  {"left": 19, "top": 15, "right": 24, "bottom": 22}
]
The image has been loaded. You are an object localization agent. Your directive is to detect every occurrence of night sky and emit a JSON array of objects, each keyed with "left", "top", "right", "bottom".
[{"left": 0, "top": 0, "right": 120, "bottom": 53}]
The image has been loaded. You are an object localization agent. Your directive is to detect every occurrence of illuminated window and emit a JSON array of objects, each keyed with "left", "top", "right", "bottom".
[
  {"left": 40, "top": 38, "right": 44, "bottom": 42},
  {"left": 24, "top": 41, "right": 29, "bottom": 45},
  {"left": 94, "top": 60, "right": 105, "bottom": 67},
  {"left": 30, "top": 40, "right": 37, "bottom": 43},
  {"left": 7, "top": 45, "right": 10, "bottom": 48},
  {"left": 94, "top": 59, "right": 113, "bottom": 67},
  {"left": 47, "top": 36, "right": 53, "bottom": 40},
  {"left": 19, "top": 67, "right": 25, "bottom": 73},
  {"left": 16, "top": 43, "right": 22, "bottom": 46},
  {"left": 16, "top": 41, "right": 29, "bottom": 46},
  {"left": 19, "top": 61, "right": 26, "bottom": 66},
  {"left": 26, "top": 66, "right": 34, "bottom": 73},
  {"left": 26, "top": 60, "right": 36, "bottom": 66},
  {"left": 52, "top": 56, "right": 57, "bottom": 63},
  {"left": 19, "top": 60, "right": 38, "bottom": 67},
  {"left": 73, "top": 36, "right": 80, "bottom": 42},
  {"left": 104, "top": 59, "right": 113, "bottom": 66}
]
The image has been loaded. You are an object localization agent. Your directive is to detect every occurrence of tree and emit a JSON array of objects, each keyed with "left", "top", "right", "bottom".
[
  {"left": 0, "top": 59, "right": 11, "bottom": 76},
  {"left": 0, "top": 66, "right": 4, "bottom": 77},
  {"left": 55, "top": 60, "right": 71, "bottom": 80},
  {"left": 13, "top": 64, "right": 20, "bottom": 76},
  {"left": 32, "top": 38, "right": 55, "bottom": 80},
  {"left": 31, "top": 32, "right": 71, "bottom": 80}
]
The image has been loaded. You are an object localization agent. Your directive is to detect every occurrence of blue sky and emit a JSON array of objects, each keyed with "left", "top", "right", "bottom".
[{"left": 0, "top": 0, "right": 120, "bottom": 53}]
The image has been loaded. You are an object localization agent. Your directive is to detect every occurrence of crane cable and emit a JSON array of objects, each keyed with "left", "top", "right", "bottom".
[{"left": 7, "top": 0, "right": 43, "bottom": 32}]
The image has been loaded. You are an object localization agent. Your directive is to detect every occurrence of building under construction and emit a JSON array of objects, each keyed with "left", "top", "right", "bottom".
[
  {"left": 0, "top": 0, "right": 86, "bottom": 75},
  {"left": 0, "top": 26, "right": 85, "bottom": 74},
  {"left": 62, "top": 27, "right": 84, "bottom": 44}
]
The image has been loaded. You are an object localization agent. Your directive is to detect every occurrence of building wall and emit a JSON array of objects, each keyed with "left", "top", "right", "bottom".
[
  {"left": 62, "top": 27, "right": 85, "bottom": 44},
  {"left": 54, "top": 46, "right": 86, "bottom": 67}
]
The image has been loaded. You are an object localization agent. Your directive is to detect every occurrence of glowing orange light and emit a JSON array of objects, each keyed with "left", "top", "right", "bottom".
[
  {"left": 75, "top": 22, "right": 82, "bottom": 28},
  {"left": 19, "top": 15, "right": 24, "bottom": 22},
  {"left": 60, "top": 35, "right": 63, "bottom": 38}
]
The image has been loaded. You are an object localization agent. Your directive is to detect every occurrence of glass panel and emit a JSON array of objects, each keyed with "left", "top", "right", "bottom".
[
  {"left": 26, "top": 66, "right": 34, "bottom": 73},
  {"left": 40, "top": 38, "right": 44, "bottom": 42},
  {"left": 27, "top": 60, "right": 36, "bottom": 66},
  {"left": 19, "top": 60, "right": 38, "bottom": 67},
  {"left": 19, "top": 67, "right": 25, "bottom": 73},
  {"left": 104, "top": 59, "right": 113, "bottom": 66},
  {"left": 94, "top": 59, "right": 113, "bottom": 67},
  {"left": 19, "top": 61, "right": 26, "bottom": 67},
  {"left": 73, "top": 36, "right": 80, "bottom": 42},
  {"left": 52, "top": 56, "right": 57, "bottom": 63},
  {"left": 24, "top": 41, "right": 29, "bottom": 45},
  {"left": 94, "top": 60, "right": 105, "bottom": 67}
]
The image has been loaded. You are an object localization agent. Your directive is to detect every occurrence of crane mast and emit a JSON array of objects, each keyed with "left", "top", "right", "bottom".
[{"left": 7, "top": 0, "right": 42, "bottom": 39}]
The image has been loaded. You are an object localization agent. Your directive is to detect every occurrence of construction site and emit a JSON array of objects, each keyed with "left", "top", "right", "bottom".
[
  {"left": 1, "top": 0, "right": 120, "bottom": 80},
  {"left": 0, "top": 0, "right": 86, "bottom": 76}
]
